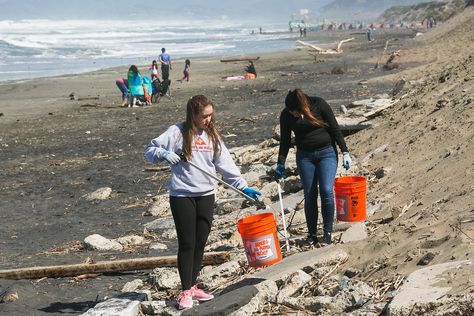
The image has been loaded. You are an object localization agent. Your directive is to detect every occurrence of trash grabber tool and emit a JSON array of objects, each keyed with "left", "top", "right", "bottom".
[
  {"left": 177, "top": 152, "right": 266, "bottom": 209},
  {"left": 277, "top": 179, "right": 290, "bottom": 251}
]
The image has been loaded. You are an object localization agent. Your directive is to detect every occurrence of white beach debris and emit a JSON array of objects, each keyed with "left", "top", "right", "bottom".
[
  {"left": 148, "top": 268, "right": 180, "bottom": 290},
  {"left": 83, "top": 187, "right": 112, "bottom": 201},
  {"left": 81, "top": 292, "right": 149, "bottom": 316},
  {"left": 84, "top": 234, "right": 123, "bottom": 251},
  {"left": 143, "top": 194, "right": 170, "bottom": 217},
  {"left": 340, "top": 222, "right": 368, "bottom": 243},
  {"left": 115, "top": 235, "right": 146, "bottom": 248},
  {"left": 121, "top": 279, "right": 144, "bottom": 292},
  {"left": 149, "top": 242, "right": 168, "bottom": 250}
]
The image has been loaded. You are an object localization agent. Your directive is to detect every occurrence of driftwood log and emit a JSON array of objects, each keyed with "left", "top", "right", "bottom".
[
  {"left": 364, "top": 99, "right": 399, "bottom": 118},
  {"left": 0, "top": 252, "right": 229, "bottom": 280},
  {"left": 374, "top": 40, "right": 391, "bottom": 69},
  {"left": 220, "top": 56, "right": 260, "bottom": 62},
  {"left": 297, "top": 38, "right": 354, "bottom": 54},
  {"left": 383, "top": 50, "right": 401, "bottom": 71}
]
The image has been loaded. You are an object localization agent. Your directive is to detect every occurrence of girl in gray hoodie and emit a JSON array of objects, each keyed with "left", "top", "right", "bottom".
[{"left": 145, "top": 95, "right": 261, "bottom": 310}]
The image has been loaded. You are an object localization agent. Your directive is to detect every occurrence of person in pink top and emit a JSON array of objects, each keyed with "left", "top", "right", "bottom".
[
  {"left": 149, "top": 60, "right": 159, "bottom": 81},
  {"left": 178, "top": 59, "right": 191, "bottom": 82}
]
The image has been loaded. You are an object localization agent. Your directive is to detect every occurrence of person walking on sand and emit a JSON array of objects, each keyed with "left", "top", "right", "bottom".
[
  {"left": 178, "top": 59, "right": 191, "bottom": 82},
  {"left": 274, "top": 89, "right": 351, "bottom": 245},
  {"left": 144, "top": 95, "right": 261, "bottom": 310},
  {"left": 367, "top": 27, "right": 373, "bottom": 42},
  {"left": 159, "top": 47, "right": 172, "bottom": 81}
]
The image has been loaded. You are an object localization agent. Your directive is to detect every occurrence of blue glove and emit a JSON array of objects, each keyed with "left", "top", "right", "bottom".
[
  {"left": 343, "top": 152, "right": 351, "bottom": 170},
  {"left": 243, "top": 187, "right": 262, "bottom": 200},
  {"left": 162, "top": 150, "right": 181, "bottom": 165},
  {"left": 274, "top": 164, "right": 286, "bottom": 180}
]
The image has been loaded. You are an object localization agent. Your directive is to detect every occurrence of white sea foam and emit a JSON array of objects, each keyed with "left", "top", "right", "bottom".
[{"left": 0, "top": 19, "right": 297, "bottom": 81}]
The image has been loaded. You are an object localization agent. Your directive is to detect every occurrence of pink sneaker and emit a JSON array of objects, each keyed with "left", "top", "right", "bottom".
[
  {"left": 176, "top": 289, "right": 193, "bottom": 310},
  {"left": 191, "top": 284, "right": 214, "bottom": 301}
]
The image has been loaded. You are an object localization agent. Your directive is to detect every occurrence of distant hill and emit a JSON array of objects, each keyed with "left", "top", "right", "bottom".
[
  {"left": 379, "top": 0, "right": 467, "bottom": 23},
  {"left": 319, "top": 0, "right": 427, "bottom": 21}
]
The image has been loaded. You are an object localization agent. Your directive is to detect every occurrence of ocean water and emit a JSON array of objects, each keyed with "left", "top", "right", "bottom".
[{"left": 0, "top": 19, "right": 299, "bottom": 82}]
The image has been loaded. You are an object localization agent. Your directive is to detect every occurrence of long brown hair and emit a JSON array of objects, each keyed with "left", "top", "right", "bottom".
[
  {"left": 182, "top": 95, "right": 221, "bottom": 161},
  {"left": 286, "top": 89, "right": 326, "bottom": 127}
]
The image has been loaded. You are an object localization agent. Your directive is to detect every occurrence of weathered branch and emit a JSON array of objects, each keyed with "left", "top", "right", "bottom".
[
  {"left": 297, "top": 38, "right": 354, "bottom": 54},
  {"left": 0, "top": 252, "right": 230, "bottom": 280},
  {"left": 375, "top": 40, "right": 391, "bottom": 69}
]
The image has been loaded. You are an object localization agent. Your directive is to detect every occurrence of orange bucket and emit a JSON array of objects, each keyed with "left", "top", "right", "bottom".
[
  {"left": 334, "top": 176, "right": 367, "bottom": 222},
  {"left": 237, "top": 212, "right": 282, "bottom": 267}
]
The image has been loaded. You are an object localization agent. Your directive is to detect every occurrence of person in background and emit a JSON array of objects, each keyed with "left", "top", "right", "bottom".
[
  {"left": 274, "top": 88, "right": 351, "bottom": 245},
  {"left": 244, "top": 60, "right": 257, "bottom": 79},
  {"left": 159, "top": 47, "right": 172, "bottom": 81},
  {"left": 115, "top": 77, "right": 129, "bottom": 107},
  {"left": 178, "top": 59, "right": 191, "bottom": 82},
  {"left": 127, "top": 65, "right": 144, "bottom": 107},
  {"left": 144, "top": 95, "right": 261, "bottom": 310},
  {"left": 150, "top": 60, "right": 159, "bottom": 81},
  {"left": 367, "top": 27, "right": 373, "bottom": 42}
]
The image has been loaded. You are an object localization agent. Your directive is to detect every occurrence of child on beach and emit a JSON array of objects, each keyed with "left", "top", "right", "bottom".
[
  {"left": 144, "top": 95, "right": 261, "bottom": 310},
  {"left": 150, "top": 60, "right": 159, "bottom": 81},
  {"left": 178, "top": 59, "right": 191, "bottom": 82}
]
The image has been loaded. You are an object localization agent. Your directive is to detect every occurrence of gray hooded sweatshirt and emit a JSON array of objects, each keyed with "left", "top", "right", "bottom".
[{"left": 144, "top": 123, "right": 248, "bottom": 197}]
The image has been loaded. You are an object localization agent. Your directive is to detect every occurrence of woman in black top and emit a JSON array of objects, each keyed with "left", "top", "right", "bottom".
[{"left": 275, "top": 89, "right": 351, "bottom": 244}]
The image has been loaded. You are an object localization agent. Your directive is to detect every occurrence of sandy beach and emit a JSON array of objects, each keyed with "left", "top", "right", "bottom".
[{"left": 1, "top": 10, "right": 473, "bottom": 314}]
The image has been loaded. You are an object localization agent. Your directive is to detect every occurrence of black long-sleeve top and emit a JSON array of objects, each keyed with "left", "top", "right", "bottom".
[
  {"left": 277, "top": 96, "right": 348, "bottom": 165},
  {"left": 245, "top": 64, "right": 257, "bottom": 77}
]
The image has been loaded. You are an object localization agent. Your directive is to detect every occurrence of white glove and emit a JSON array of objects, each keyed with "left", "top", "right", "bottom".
[
  {"left": 162, "top": 151, "right": 181, "bottom": 165},
  {"left": 343, "top": 152, "right": 351, "bottom": 170}
]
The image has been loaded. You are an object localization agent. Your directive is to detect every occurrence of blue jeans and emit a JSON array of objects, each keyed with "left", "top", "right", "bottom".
[
  {"left": 115, "top": 79, "right": 129, "bottom": 100},
  {"left": 296, "top": 145, "right": 338, "bottom": 235}
]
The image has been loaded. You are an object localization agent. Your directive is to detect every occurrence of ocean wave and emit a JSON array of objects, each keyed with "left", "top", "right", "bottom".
[{"left": 0, "top": 19, "right": 293, "bottom": 81}]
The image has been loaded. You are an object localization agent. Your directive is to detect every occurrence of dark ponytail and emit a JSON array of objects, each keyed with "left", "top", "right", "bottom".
[{"left": 285, "top": 89, "right": 326, "bottom": 127}]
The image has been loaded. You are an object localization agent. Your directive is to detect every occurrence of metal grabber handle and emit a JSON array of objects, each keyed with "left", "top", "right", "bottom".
[
  {"left": 176, "top": 151, "right": 266, "bottom": 209},
  {"left": 277, "top": 179, "right": 290, "bottom": 251}
]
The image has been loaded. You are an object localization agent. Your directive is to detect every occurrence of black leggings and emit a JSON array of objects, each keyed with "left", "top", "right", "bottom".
[{"left": 170, "top": 195, "right": 214, "bottom": 290}]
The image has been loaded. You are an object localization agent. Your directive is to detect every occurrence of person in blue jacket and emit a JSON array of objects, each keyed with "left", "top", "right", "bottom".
[
  {"left": 145, "top": 95, "right": 261, "bottom": 310},
  {"left": 159, "top": 48, "right": 172, "bottom": 81},
  {"left": 127, "top": 65, "right": 144, "bottom": 107},
  {"left": 274, "top": 88, "right": 351, "bottom": 245}
]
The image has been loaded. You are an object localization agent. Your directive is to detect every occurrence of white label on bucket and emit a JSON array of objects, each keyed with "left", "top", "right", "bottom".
[
  {"left": 244, "top": 235, "right": 277, "bottom": 264},
  {"left": 336, "top": 196, "right": 348, "bottom": 216}
]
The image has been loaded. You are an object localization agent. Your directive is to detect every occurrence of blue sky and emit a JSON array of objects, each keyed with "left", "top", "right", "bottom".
[
  {"left": 0, "top": 0, "right": 424, "bottom": 21},
  {"left": 0, "top": 0, "right": 330, "bottom": 21}
]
